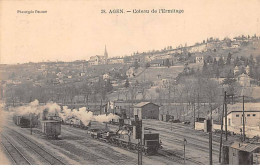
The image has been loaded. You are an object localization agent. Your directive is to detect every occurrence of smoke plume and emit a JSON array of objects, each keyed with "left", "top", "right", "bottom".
[{"left": 11, "top": 99, "right": 120, "bottom": 126}]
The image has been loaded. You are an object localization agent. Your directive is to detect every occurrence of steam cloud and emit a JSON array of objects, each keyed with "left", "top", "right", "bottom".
[
  {"left": 12, "top": 99, "right": 60, "bottom": 117},
  {"left": 61, "top": 106, "right": 119, "bottom": 126},
  {"left": 11, "top": 99, "right": 119, "bottom": 126}
]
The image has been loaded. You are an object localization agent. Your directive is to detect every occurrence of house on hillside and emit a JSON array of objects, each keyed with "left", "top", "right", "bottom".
[
  {"left": 150, "top": 59, "right": 162, "bottom": 67},
  {"left": 237, "top": 73, "right": 251, "bottom": 87},
  {"left": 103, "top": 73, "right": 110, "bottom": 81},
  {"left": 126, "top": 68, "right": 135, "bottom": 78},
  {"left": 196, "top": 56, "right": 204, "bottom": 64},
  {"left": 133, "top": 102, "right": 160, "bottom": 120},
  {"left": 231, "top": 42, "right": 240, "bottom": 48},
  {"left": 108, "top": 58, "right": 124, "bottom": 64}
]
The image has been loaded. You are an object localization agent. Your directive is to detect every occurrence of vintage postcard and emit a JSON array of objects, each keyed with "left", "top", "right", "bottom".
[{"left": 0, "top": 0, "right": 260, "bottom": 166}]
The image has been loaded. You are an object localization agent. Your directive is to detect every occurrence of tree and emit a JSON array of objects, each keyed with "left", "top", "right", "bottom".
[
  {"left": 145, "top": 62, "right": 150, "bottom": 68},
  {"left": 68, "top": 85, "right": 78, "bottom": 104},
  {"left": 249, "top": 54, "right": 255, "bottom": 66},
  {"left": 234, "top": 57, "right": 240, "bottom": 66},
  {"left": 105, "top": 79, "right": 113, "bottom": 92},
  {"left": 81, "top": 82, "right": 91, "bottom": 104},
  {"left": 222, "top": 70, "right": 236, "bottom": 87},
  {"left": 215, "top": 68, "right": 220, "bottom": 78},
  {"left": 165, "top": 58, "right": 171, "bottom": 68},
  {"left": 226, "top": 53, "right": 232, "bottom": 65},
  {"left": 218, "top": 57, "right": 224, "bottom": 67},
  {"left": 133, "top": 59, "right": 139, "bottom": 69},
  {"left": 125, "top": 79, "right": 130, "bottom": 88},
  {"left": 202, "top": 60, "right": 209, "bottom": 76}
]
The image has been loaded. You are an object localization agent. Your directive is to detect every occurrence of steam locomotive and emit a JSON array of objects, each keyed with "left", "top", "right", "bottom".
[
  {"left": 89, "top": 119, "right": 161, "bottom": 155},
  {"left": 63, "top": 117, "right": 89, "bottom": 129}
]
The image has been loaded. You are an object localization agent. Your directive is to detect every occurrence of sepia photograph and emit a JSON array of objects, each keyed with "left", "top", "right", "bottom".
[{"left": 0, "top": 0, "right": 260, "bottom": 166}]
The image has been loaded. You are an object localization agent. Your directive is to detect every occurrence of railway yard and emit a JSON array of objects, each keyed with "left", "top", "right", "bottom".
[{"left": 0, "top": 111, "right": 240, "bottom": 165}]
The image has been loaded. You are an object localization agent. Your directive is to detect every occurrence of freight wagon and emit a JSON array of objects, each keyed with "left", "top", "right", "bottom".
[
  {"left": 39, "top": 120, "right": 61, "bottom": 139},
  {"left": 13, "top": 114, "right": 38, "bottom": 128}
]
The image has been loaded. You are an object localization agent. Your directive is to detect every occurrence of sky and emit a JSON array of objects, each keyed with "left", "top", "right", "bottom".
[{"left": 0, "top": 0, "right": 260, "bottom": 64}]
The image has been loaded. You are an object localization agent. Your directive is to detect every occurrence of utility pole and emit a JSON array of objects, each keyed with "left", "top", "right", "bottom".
[
  {"left": 193, "top": 103, "right": 196, "bottom": 129},
  {"left": 137, "top": 118, "right": 143, "bottom": 165},
  {"left": 183, "top": 138, "right": 187, "bottom": 164},
  {"left": 197, "top": 93, "right": 200, "bottom": 121},
  {"left": 224, "top": 91, "right": 228, "bottom": 141},
  {"left": 242, "top": 95, "right": 245, "bottom": 141},
  {"left": 105, "top": 101, "right": 108, "bottom": 130},
  {"left": 219, "top": 103, "right": 225, "bottom": 163},
  {"left": 138, "top": 139, "right": 140, "bottom": 165},
  {"left": 30, "top": 113, "right": 32, "bottom": 135},
  {"left": 100, "top": 99, "right": 102, "bottom": 115},
  {"left": 209, "top": 106, "right": 213, "bottom": 165},
  {"left": 113, "top": 101, "right": 115, "bottom": 114}
]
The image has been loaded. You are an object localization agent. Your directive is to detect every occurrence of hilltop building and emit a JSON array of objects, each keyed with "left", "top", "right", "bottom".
[{"left": 88, "top": 46, "right": 108, "bottom": 66}]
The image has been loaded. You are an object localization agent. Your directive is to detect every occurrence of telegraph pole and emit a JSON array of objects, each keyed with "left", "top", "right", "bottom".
[
  {"left": 209, "top": 106, "right": 213, "bottom": 165},
  {"left": 197, "top": 93, "right": 200, "bottom": 120},
  {"left": 193, "top": 103, "right": 196, "bottom": 129},
  {"left": 138, "top": 139, "right": 140, "bottom": 164},
  {"left": 219, "top": 103, "right": 225, "bottom": 163},
  {"left": 30, "top": 113, "right": 32, "bottom": 135},
  {"left": 100, "top": 99, "right": 102, "bottom": 115},
  {"left": 137, "top": 118, "right": 143, "bottom": 165},
  {"left": 183, "top": 138, "right": 187, "bottom": 164},
  {"left": 224, "top": 91, "right": 228, "bottom": 141},
  {"left": 242, "top": 95, "right": 245, "bottom": 141}
]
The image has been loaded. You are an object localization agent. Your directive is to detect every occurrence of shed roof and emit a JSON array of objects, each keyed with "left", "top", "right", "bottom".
[
  {"left": 230, "top": 141, "right": 260, "bottom": 152},
  {"left": 134, "top": 102, "right": 159, "bottom": 108}
]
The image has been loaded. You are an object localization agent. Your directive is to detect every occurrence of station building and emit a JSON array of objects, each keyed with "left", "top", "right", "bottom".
[
  {"left": 133, "top": 102, "right": 160, "bottom": 120},
  {"left": 224, "top": 103, "right": 260, "bottom": 127}
]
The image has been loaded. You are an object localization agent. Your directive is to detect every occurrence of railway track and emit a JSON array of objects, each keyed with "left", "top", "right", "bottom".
[
  {"left": 158, "top": 149, "right": 204, "bottom": 165},
  {"left": 144, "top": 122, "right": 220, "bottom": 154},
  {"left": 159, "top": 134, "right": 219, "bottom": 155},
  {"left": 4, "top": 127, "right": 65, "bottom": 165},
  {"left": 63, "top": 125, "right": 203, "bottom": 165},
  {"left": 0, "top": 133, "right": 31, "bottom": 165}
]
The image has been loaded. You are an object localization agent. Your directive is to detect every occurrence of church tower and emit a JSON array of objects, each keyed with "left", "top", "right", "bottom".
[{"left": 104, "top": 45, "right": 108, "bottom": 64}]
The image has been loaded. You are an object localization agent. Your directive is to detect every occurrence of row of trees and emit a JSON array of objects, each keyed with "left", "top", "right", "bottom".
[{"left": 4, "top": 77, "right": 114, "bottom": 106}]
